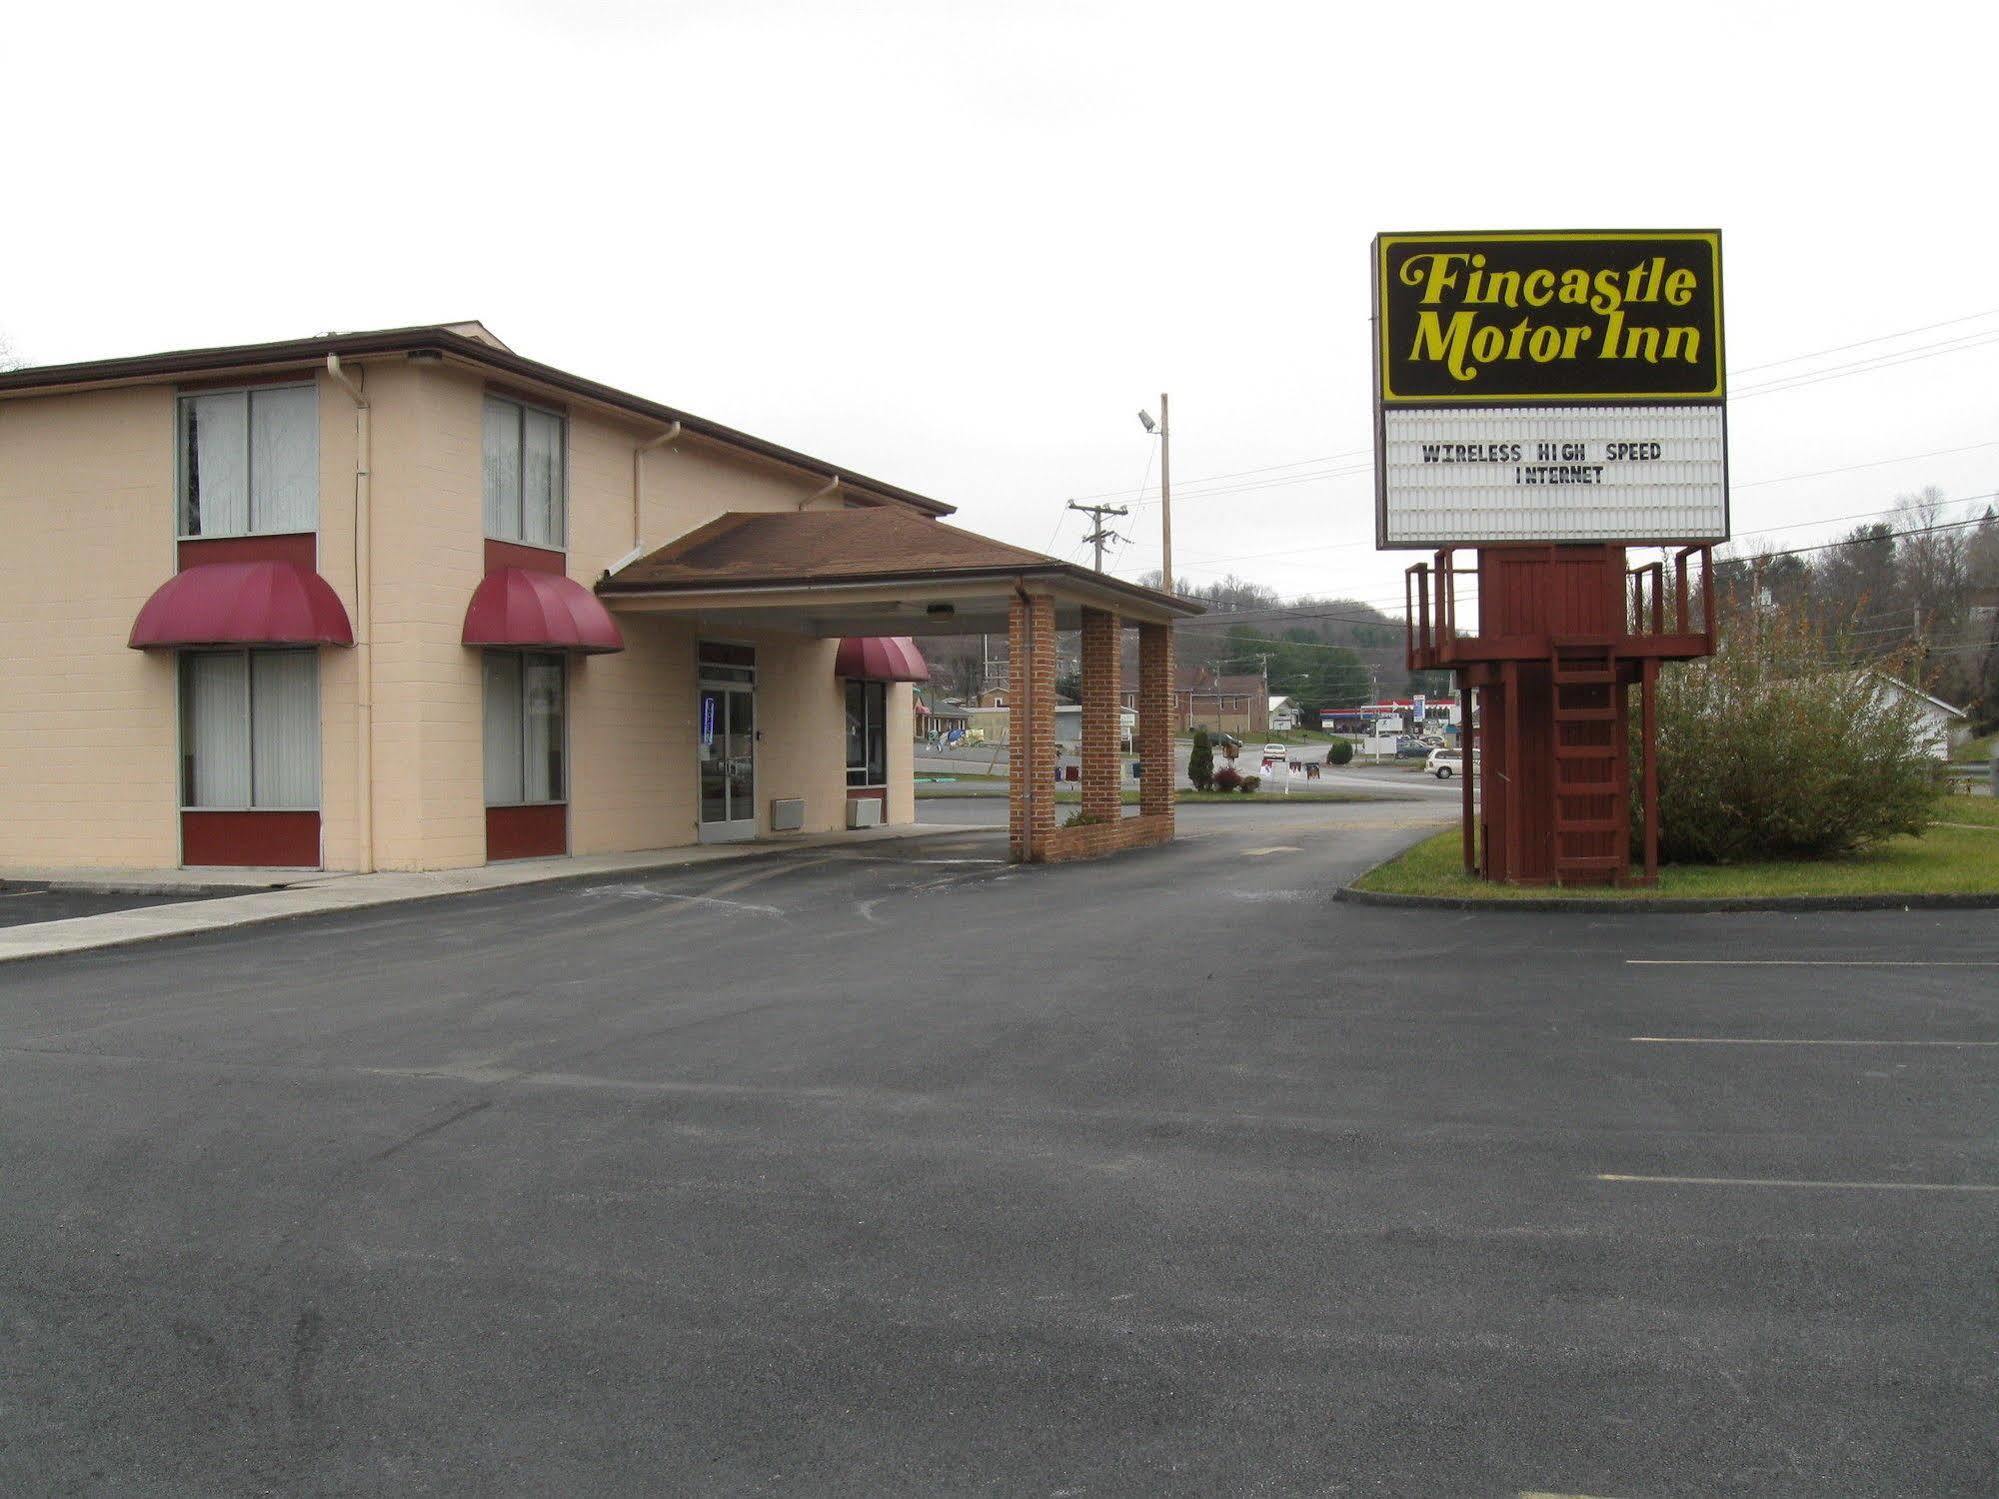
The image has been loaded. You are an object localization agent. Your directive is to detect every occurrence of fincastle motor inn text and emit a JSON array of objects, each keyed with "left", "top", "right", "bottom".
[{"left": 1400, "top": 253, "right": 1707, "bottom": 382}]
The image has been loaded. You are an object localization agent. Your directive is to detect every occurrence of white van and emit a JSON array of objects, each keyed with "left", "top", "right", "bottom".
[{"left": 1425, "top": 747, "right": 1474, "bottom": 779}]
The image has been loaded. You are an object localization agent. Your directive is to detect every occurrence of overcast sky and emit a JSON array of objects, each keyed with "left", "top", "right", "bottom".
[{"left": 8, "top": 0, "right": 1997, "bottom": 614}]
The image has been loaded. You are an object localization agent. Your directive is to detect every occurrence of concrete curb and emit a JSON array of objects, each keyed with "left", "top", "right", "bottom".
[
  {"left": 1334, "top": 884, "right": 1999, "bottom": 914},
  {"left": 0, "top": 825, "right": 977, "bottom": 966}
]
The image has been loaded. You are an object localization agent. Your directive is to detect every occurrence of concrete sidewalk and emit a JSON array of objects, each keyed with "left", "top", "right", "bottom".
[{"left": 0, "top": 824, "right": 970, "bottom": 966}]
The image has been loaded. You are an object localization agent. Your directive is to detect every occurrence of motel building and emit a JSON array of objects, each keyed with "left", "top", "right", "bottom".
[{"left": 0, "top": 324, "right": 1196, "bottom": 874}]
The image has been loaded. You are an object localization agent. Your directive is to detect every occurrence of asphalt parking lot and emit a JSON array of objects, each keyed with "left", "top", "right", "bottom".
[
  {"left": 2, "top": 804, "right": 1993, "bottom": 1496},
  {"left": 0, "top": 881, "right": 225, "bottom": 929}
]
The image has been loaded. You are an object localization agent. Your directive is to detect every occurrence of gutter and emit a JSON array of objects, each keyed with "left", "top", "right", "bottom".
[
  {"left": 631, "top": 419, "right": 682, "bottom": 551},
  {"left": 0, "top": 326, "right": 958, "bottom": 517}
]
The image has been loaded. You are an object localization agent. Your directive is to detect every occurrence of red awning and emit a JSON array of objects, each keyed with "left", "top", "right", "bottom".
[
  {"left": 463, "top": 567, "right": 625, "bottom": 654},
  {"left": 128, "top": 561, "right": 355, "bottom": 649},
  {"left": 835, "top": 636, "right": 929, "bottom": 682}
]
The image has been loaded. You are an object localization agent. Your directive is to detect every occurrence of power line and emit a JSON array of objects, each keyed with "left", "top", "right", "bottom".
[
  {"left": 1068, "top": 447, "right": 1371, "bottom": 504},
  {"left": 1732, "top": 506, "right": 1996, "bottom": 563},
  {"left": 1728, "top": 307, "right": 1999, "bottom": 377},
  {"left": 1733, "top": 329, "right": 1999, "bottom": 399},
  {"left": 1735, "top": 438, "right": 1999, "bottom": 490}
]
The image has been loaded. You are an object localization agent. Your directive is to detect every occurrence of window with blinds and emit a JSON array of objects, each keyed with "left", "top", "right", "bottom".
[
  {"left": 178, "top": 386, "right": 319, "bottom": 537},
  {"left": 482, "top": 395, "right": 566, "bottom": 549},
  {"left": 178, "top": 650, "right": 320, "bottom": 809},
  {"left": 483, "top": 651, "right": 566, "bottom": 805}
]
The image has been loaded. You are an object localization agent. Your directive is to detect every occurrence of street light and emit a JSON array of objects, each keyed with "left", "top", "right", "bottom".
[{"left": 1137, "top": 395, "right": 1171, "bottom": 594}]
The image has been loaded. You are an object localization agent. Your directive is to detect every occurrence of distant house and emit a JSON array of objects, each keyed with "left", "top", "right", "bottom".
[
  {"left": 1121, "top": 663, "right": 1267, "bottom": 735},
  {"left": 1871, "top": 675, "right": 1970, "bottom": 760},
  {"left": 1268, "top": 696, "right": 1297, "bottom": 732}
]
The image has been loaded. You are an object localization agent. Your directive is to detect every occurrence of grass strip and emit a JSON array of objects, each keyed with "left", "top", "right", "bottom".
[{"left": 1354, "top": 794, "right": 1999, "bottom": 900}]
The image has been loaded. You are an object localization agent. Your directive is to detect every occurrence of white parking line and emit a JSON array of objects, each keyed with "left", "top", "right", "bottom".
[
  {"left": 1241, "top": 846, "right": 1302, "bottom": 857},
  {"left": 1631, "top": 1036, "right": 1999, "bottom": 1048},
  {"left": 1627, "top": 959, "right": 1999, "bottom": 967},
  {"left": 1596, "top": 1174, "right": 1999, "bottom": 1192}
]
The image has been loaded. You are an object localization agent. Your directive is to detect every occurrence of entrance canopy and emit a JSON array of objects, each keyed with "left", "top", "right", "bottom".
[
  {"left": 599, "top": 507, "right": 1201, "bottom": 866},
  {"left": 597, "top": 508, "right": 1197, "bottom": 637}
]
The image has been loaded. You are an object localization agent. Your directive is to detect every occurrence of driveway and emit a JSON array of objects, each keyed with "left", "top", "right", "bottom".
[
  {"left": 2, "top": 805, "right": 1993, "bottom": 1495},
  {"left": 918, "top": 741, "right": 1464, "bottom": 802}
]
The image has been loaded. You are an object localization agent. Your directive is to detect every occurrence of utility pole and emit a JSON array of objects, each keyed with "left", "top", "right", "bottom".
[
  {"left": 1066, "top": 500, "right": 1129, "bottom": 573},
  {"left": 1158, "top": 392, "right": 1172, "bottom": 594},
  {"left": 1137, "top": 395, "right": 1172, "bottom": 594}
]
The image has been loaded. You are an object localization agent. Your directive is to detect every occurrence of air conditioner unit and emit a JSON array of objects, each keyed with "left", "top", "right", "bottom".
[
  {"left": 846, "top": 798, "right": 882, "bottom": 829},
  {"left": 770, "top": 797, "right": 805, "bottom": 833}
]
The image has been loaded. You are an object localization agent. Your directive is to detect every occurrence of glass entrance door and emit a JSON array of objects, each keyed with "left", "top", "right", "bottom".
[{"left": 698, "top": 684, "right": 757, "bottom": 842}]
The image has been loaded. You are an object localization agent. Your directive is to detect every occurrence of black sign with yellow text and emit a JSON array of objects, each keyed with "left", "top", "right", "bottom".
[{"left": 1375, "top": 230, "right": 1723, "bottom": 404}]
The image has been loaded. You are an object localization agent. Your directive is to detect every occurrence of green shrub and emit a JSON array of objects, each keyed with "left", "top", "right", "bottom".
[
  {"left": 1188, "top": 729, "right": 1215, "bottom": 791},
  {"left": 1062, "top": 809, "right": 1105, "bottom": 828},
  {"left": 1326, "top": 740, "right": 1354, "bottom": 766},
  {"left": 1643, "top": 610, "right": 1943, "bottom": 862},
  {"left": 1240, "top": 775, "right": 1262, "bottom": 793}
]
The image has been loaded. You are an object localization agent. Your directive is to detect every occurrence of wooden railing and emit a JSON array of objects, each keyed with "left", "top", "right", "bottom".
[{"left": 1409, "top": 545, "right": 1715, "bottom": 670}]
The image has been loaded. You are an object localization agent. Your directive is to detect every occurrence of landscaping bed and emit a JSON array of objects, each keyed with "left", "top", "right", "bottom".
[{"left": 1350, "top": 795, "right": 1999, "bottom": 903}]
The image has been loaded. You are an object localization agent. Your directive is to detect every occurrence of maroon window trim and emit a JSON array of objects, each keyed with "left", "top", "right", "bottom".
[
  {"left": 182, "top": 810, "right": 321, "bottom": 868},
  {"left": 486, "top": 804, "right": 567, "bottom": 861},
  {"left": 178, "top": 533, "right": 317, "bottom": 571}
]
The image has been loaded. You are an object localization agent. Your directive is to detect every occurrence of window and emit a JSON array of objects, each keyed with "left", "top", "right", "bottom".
[
  {"left": 484, "top": 652, "right": 566, "bottom": 805},
  {"left": 697, "top": 639, "right": 756, "bottom": 684},
  {"left": 178, "top": 385, "right": 318, "bottom": 536},
  {"left": 178, "top": 650, "right": 320, "bottom": 808},
  {"left": 482, "top": 395, "right": 566, "bottom": 548},
  {"left": 845, "top": 680, "right": 888, "bottom": 787}
]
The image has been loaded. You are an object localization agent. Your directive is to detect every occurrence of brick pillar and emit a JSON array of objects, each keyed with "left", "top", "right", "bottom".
[
  {"left": 1079, "top": 607, "right": 1123, "bottom": 824},
  {"left": 1008, "top": 592, "right": 1058, "bottom": 862},
  {"left": 1138, "top": 621, "right": 1174, "bottom": 828}
]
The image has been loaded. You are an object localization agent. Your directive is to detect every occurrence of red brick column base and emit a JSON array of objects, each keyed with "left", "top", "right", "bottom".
[
  {"left": 1008, "top": 592, "right": 1057, "bottom": 863},
  {"left": 1138, "top": 622, "right": 1175, "bottom": 828},
  {"left": 1079, "top": 607, "right": 1123, "bottom": 825}
]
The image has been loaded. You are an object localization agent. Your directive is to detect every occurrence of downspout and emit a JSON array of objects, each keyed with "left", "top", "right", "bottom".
[
  {"left": 632, "top": 420, "right": 682, "bottom": 550},
  {"left": 798, "top": 475, "right": 840, "bottom": 511},
  {"left": 326, "top": 355, "right": 374, "bottom": 873}
]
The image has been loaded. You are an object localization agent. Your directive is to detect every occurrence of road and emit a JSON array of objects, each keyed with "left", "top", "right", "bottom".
[
  {"left": 3, "top": 803, "right": 1993, "bottom": 1495},
  {"left": 918, "top": 740, "right": 1464, "bottom": 802}
]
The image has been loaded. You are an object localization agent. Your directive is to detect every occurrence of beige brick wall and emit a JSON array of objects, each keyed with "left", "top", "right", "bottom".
[
  {"left": 365, "top": 362, "right": 487, "bottom": 870},
  {"left": 0, "top": 354, "right": 920, "bottom": 873},
  {"left": 0, "top": 385, "right": 181, "bottom": 869}
]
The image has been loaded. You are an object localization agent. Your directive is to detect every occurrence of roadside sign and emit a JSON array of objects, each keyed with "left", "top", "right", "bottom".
[{"left": 1373, "top": 229, "right": 1728, "bottom": 548}]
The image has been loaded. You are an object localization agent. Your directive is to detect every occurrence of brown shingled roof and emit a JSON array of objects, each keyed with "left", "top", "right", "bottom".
[
  {"left": 614, "top": 508, "right": 1048, "bottom": 588},
  {"left": 598, "top": 508, "right": 1201, "bottom": 619}
]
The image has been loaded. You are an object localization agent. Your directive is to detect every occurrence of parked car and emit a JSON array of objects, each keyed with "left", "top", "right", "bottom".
[
  {"left": 1395, "top": 737, "right": 1428, "bottom": 759},
  {"left": 1426, "top": 747, "right": 1477, "bottom": 778}
]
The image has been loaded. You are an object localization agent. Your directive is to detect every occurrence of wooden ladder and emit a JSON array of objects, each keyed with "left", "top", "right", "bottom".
[{"left": 1549, "top": 637, "right": 1627, "bottom": 885}]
